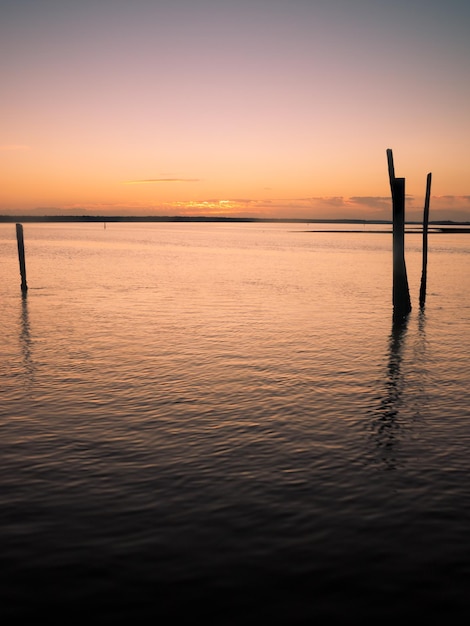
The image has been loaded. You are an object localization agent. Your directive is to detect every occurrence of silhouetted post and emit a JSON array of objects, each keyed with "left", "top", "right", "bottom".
[
  {"left": 387, "top": 149, "right": 411, "bottom": 321},
  {"left": 419, "top": 172, "right": 432, "bottom": 308},
  {"left": 16, "top": 223, "right": 28, "bottom": 293}
]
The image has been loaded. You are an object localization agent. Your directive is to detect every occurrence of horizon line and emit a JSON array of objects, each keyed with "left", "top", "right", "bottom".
[{"left": 1, "top": 215, "right": 469, "bottom": 225}]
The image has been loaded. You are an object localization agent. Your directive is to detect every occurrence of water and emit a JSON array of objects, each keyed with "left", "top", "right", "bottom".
[{"left": 1, "top": 222, "right": 469, "bottom": 622}]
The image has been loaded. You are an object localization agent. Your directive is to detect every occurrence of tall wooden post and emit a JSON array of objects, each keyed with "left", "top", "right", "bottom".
[
  {"left": 16, "top": 223, "right": 28, "bottom": 294},
  {"left": 419, "top": 173, "right": 432, "bottom": 308},
  {"left": 387, "top": 149, "right": 411, "bottom": 321}
]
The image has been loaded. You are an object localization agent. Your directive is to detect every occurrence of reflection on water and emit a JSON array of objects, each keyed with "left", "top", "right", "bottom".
[
  {"left": 416, "top": 307, "right": 428, "bottom": 354},
  {"left": 19, "top": 293, "right": 34, "bottom": 386},
  {"left": 385, "top": 319, "right": 408, "bottom": 416},
  {"left": 1, "top": 223, "right": 470, "bottom": 621},
  {"left": 369, "top": 310, "right": 431, "bottom": 470},
  {"left": 372, "top": 318, "right": 409, "bottom": 469},
  {"left": 413, "top": 308, "right": 429, "bottom": 407}
]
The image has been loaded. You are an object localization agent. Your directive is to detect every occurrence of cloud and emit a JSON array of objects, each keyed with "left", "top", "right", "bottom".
[
  {"left": 7, "top": 194, "right": 470, "bottom": 221},
  {"left": 349, "top": 196, "right": 393, "bottom": 210},
  {"left": 433, "top": 195, "right": 470, "bottom": 204},
  {"left": 300, "top": 196, "right": 346, "bottom": 206},
  {"left": 162, "top": 196, "right": 361, "bottom": 219},
  {"left": 349, "top": 196, "right": 416, "bottom": 217},
  {"left": 396, "top": 194, "right": 470, "bottom": 222},
  {"left": 167, "top": 200, "right": 241, "bottom": 215},
  {"left": 125, "top": 178, "right": 201, "bottom": 184},
  {"left": 349, "top": 195, "right": 470, "bottom": 221}
]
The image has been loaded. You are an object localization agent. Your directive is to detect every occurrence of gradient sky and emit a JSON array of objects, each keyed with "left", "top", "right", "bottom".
[{"left": 1, "top": 0, "right": 469, "bottom": 220}]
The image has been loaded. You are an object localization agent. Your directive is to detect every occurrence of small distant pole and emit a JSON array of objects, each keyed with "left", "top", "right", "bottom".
[
  {"left": 419, "top": 173, "right": 432, "bottom": 308},
  {"left": 16, "top": 223, "right": 28, "bottom": 294},
  {"left": 387, "top": 149, "right": 411, "bottom": 322}
]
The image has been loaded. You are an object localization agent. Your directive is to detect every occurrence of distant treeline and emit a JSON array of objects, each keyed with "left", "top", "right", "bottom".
[
  {"left": 0, "top": 215, "right": 469, "bottom": 226},
  {"left": 1, "top": 215, "right": 373, "bottom": 224}
]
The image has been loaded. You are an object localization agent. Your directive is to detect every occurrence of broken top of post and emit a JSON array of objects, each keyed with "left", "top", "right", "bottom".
[
  {"left": 387, "top": 149, "right": 411, "bottom": 322},
  {"left": 386, "top": 148, "right": 395, "bottom": 185}
]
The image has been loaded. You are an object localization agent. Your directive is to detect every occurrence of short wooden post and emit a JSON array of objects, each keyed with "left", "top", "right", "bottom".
[
  {"left": 419, "top": 173, "right": 432, "bottom": 308},
  {"left": 16, "top": 223, "right": 28, "bottom": 293},
  {"left": 387, "top": 149, "right": 411, "bottom": 321}
]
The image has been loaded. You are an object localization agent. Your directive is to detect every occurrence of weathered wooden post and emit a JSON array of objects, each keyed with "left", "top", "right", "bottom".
[
  {"left": 387, "top": 149, "right": 411, "bottom": 321},
  {"left": 419, "top": 173, "right": 432, "bottom": 308},
  {"left": 16, "top": 223, "right": 28, "bottom": 294}
]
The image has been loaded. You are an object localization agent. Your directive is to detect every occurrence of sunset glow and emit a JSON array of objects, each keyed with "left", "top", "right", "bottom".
[{"left": 1, "top": 0, "right": 469, "bottom": 220}]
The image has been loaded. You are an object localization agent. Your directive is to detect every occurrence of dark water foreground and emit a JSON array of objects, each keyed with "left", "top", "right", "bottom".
[
  {"left": 2, "top": 325, "right": 468, "bottom": 623},
  {"left": 1, "top": 446, "right": 468, "bottom": 624},
  {"left": 1, "top": 223, "right": 469, "bottom": 622}
]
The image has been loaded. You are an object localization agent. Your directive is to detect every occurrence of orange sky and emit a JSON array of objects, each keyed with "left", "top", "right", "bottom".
[{"left": 1, "top": 0, "right": 470, "bottom": 220}]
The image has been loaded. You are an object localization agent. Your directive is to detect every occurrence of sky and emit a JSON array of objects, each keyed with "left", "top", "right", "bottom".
[{"left": 1, "top": 0, "right": 469, "bottom": 220}]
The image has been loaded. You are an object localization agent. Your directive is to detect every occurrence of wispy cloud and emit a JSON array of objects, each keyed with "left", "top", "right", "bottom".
[
  {"left": 349, "top": 196, "right": 393, "bottom": 210},
  {"left": 9, "top": 195, "right": 470, "bottom": 221},
  {"left": 168, "top": 200, "right": 239, "bottom": 215},
  {"left": 432, "top": 195, "right": 470, "bottom": 203},
  {"left": 164, "top": 196, "right": 366, "bottom": 219},
  {"left": 125, "top": 178, "right": 201, "bottom": 184}
]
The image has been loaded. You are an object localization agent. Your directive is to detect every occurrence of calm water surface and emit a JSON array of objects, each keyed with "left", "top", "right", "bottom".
[{"left": 1, "top": 223, "right": 469, "bottom": 622}]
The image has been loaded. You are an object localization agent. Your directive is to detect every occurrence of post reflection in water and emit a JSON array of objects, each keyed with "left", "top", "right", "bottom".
[
  {"left": 413, "top": 309, "right": 429, "bottom": 407},
  {"left": 19, "top": 292, "right": 35, "bottom": 386},
  {"left": 370, "top": 318, "right": 409, "bottom": 469},
  {"left": 369, "top": 310, "right": 430, "bottom": 469}
]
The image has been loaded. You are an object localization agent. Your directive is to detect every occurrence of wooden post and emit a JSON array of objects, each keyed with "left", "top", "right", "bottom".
[
  {"left": 419, "top": 173, "right": 432, "bottom": 308},
  {"left": 386, "top": 149, "right": 411, "bottom": 321},
  {"left": 16, "top": 223, "right": 28, "bottom": 293}
]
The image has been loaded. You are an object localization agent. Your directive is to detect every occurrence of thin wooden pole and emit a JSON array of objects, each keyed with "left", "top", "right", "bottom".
[
  {"left": 419, "top": 173, "right": 432, "bottom": 308},
  {"left": 16, "top": 223, "right": 28, "bottom": 293},
  {"left": 386, "top": 149, "right": 411, "bottom": 322}
]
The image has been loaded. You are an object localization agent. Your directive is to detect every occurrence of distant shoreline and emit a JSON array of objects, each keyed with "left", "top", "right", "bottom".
[
  {"left": 1, "top": 215, "right": 470, "bottom": 228},
  {"left": 302, "top": 228, "right": 470, "bottom": 234},
  {"left": 1, "top": 215, "right": 379, "bottom": 224}
]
